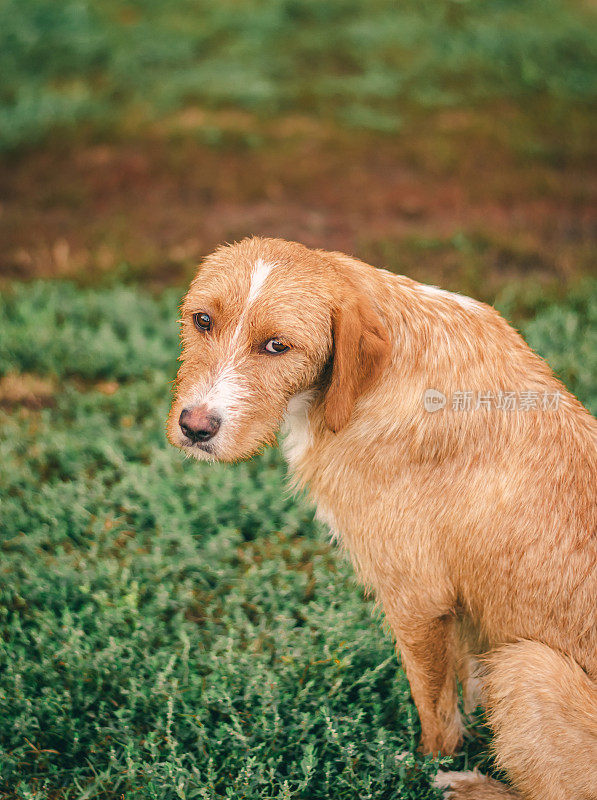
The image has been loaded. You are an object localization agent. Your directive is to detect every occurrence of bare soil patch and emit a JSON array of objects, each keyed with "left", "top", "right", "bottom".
[{"left": 1, "top": 111, "right": 595, "bottom": 296}]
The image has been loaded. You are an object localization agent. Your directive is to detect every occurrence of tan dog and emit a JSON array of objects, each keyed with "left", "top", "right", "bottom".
[{"left": 167, "top": 237, "right": 597, "bottom": 800}]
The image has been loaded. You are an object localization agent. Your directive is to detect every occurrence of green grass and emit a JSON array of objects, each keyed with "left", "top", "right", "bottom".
[
  {"left": 0, "top": 279, "right": 595, "bottom": 798},
  {"left": 1, "top": 0, "right": 596, "bottom": 151}
]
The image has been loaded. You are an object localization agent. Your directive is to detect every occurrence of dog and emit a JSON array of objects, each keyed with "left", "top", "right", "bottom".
[{"left": 167, "top": 237, "right": 597, "bottom": 800}]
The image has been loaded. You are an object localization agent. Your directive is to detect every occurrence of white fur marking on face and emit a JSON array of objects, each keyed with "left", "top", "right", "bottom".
[
  {"left": 182, "top": 361, "right": 247, "bottom": 425},
  {"left": 229, "top": 259, "right": 277, "bottom": 347},
  {"left": 247, "top": 258, "right": 276, "bottom": 304},
  {"left": 420, "top": 284, "right": 480, "bottom": 312},
  {"left": 205, "top": 363, "right": 247, "bottom": 420},
  {"left": 281, "top": 390, "right": 314, "bottom": 467}
]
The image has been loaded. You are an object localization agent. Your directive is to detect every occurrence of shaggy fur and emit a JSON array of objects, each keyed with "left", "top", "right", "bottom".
[{"left": 168, "top": 237, "right": 597, "bottom": 799}]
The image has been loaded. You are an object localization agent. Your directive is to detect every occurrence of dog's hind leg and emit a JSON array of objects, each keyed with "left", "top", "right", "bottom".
[
  {"left": 436, "top": 640, "right": 597, "bottom": 800},
  {"left": 485, "top": 640, "right": 597, "bottom": 799}
]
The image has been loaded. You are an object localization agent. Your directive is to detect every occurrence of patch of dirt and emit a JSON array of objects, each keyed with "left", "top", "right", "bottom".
[
  {"left": 0, "top": 375, "right": 125, "bottom": 412},
  {"left": 0, "top": 373, "right": 57, "bottom": 409},
  {"left": 1, "top": 108, "right": 595, "bottom": 294}
]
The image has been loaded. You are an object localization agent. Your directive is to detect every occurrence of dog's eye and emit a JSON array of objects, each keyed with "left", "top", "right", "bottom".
[
  {"left": 264, "top": 339, "right": 290, "bottom": 354},
  {"left": 193, "top": 312, "right": 211, "bottom": 332}
]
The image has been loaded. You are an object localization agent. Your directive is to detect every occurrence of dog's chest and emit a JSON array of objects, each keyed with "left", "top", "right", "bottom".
[
  {"left": 280, "top": 393, "right": 407, "bottom": 587},
  {"left": 281, "top": 392, "right": 341, "bottom": 536}
]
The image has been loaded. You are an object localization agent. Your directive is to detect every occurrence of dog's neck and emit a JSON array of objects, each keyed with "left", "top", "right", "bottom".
[{"left": 280, "top": 389, "right": 317, "bottom": 472}]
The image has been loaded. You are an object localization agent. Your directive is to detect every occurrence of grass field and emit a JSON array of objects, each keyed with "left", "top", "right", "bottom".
[
  {"left": 1, "top": 0, "right": 596, "bottom": 152},
  {"left": 0, "top": 279, "right": 595, "bottom": 799}
]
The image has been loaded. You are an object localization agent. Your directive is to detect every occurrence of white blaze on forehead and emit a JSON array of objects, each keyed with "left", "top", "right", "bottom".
[
  {"left": 230, "top": 258, "right": 277, "bottom": 346},
  {"left": 247, "top": 258, "right": 276, "bottom": 304},
  {"left": 420, "top": 284, "right": 480, "bottom": 312}
]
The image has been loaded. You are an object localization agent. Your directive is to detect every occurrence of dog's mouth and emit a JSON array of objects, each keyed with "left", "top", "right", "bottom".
[{"left": 182, "top": 438, "right": 215, "bottom": 455}]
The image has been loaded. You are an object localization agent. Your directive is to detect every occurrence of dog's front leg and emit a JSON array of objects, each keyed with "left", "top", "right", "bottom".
[{"left": 388, "top": 610, "right": 463, "bottom": 756}]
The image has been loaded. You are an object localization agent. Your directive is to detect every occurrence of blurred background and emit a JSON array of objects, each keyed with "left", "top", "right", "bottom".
[
  {"left": 2, "top": 0, "right": 596, "bottom": 298},
  {"left": 0, "top": 2, "right": 595, "bottom": 798}
]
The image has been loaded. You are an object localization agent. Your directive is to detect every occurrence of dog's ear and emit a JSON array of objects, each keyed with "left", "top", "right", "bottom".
[{"left": 324, "top": 291, "right": 390, "bottom": 432}]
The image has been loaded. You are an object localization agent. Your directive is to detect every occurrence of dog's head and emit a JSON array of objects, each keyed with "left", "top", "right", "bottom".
[{"left": 167, "top": 237, "right": 390, "bottom": 462}]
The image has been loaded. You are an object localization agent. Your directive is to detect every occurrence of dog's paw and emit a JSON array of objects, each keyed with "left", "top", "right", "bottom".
[
  {"left": 433, "top": 770, "right": 466, "bottom": 797},
  {"left": 433, "top": 769, "right": 518, "bottom": 799}
]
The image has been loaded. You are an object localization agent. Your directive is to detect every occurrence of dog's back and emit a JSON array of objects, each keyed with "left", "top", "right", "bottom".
[{"left": 290, "top": 255, "right": 596, "bottom": 670}]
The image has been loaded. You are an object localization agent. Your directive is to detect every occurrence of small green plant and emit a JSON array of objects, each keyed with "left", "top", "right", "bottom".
[{"left": 518, "top": 280, "right": 597, "bottom": 415}]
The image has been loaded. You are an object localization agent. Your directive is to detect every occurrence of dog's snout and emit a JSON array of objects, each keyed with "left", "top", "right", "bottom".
[{"left": 179, "top": 407, "right": 221, "bottom": 443}]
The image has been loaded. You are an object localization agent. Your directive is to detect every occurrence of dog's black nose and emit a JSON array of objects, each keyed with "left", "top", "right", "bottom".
[{"left": 179, "top": 408, "right": 221, "bottom": 443}]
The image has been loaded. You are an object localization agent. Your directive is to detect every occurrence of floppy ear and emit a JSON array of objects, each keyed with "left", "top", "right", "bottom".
[{"left": 324, "top": 292, "right": 390, "bottom": 432}]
